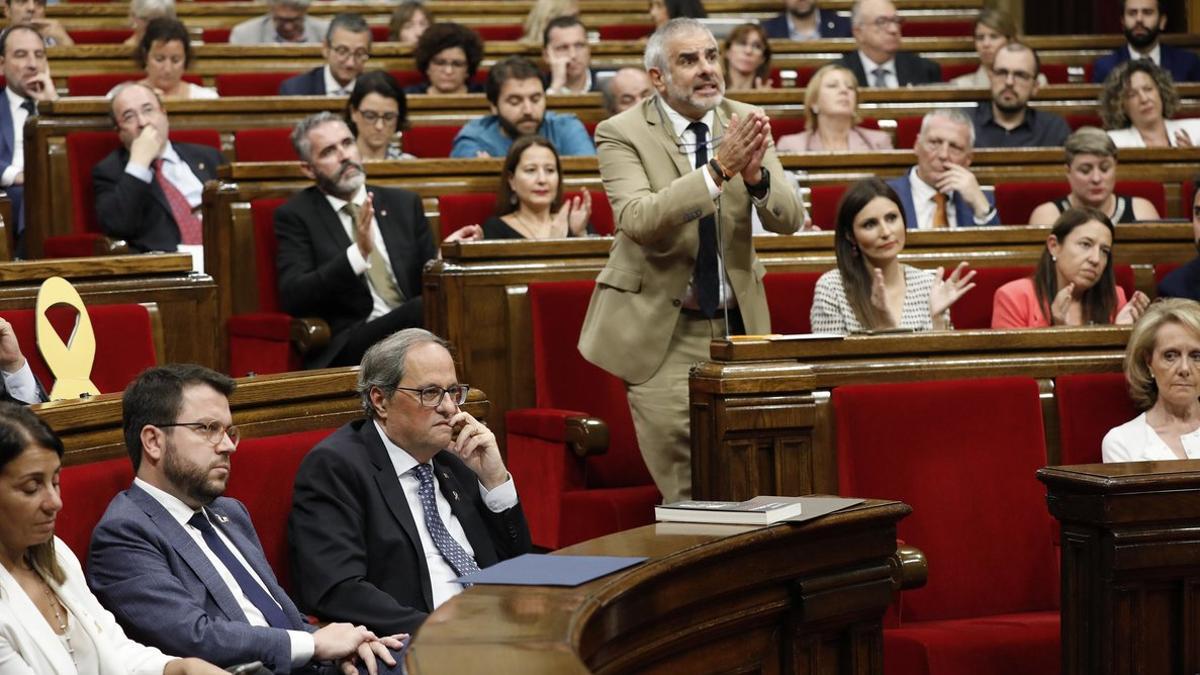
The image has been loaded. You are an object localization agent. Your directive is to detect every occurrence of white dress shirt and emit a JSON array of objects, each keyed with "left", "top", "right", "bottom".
[
  {"left": 1102, "top": 412, "right": 1200, "bottom": 463},
  {"left": 1128, "top": 43, "right": 1162, "bottom": 67},
  {"left": 133, "top": 478, "right": 315, "bottom": 667},
  {"left": 907, "top": 167, "right": 994, "bottom": 228},
  {"left": 2, "top": 87, "right": 32, "bottom": 187},
  {"left": 373, "top": 421, "right": 517, "bottom": 610},
  {"left": 123, "top": 142, "right": 204, "bottom": 211},
  {"left": 2, "top": 360, "right": 40, "bottom": 403},
  {"left": 327, "top": 185, "right": 396, "bottom": 321},
  {"left": 323, "top": 65, "right": 353, "bottom": 96},
  {"left": 858, "top": 52, "right": 898, "bottom": 88},
  {"left": 787, "top": 14, "right": 820, "bottom": 41}
]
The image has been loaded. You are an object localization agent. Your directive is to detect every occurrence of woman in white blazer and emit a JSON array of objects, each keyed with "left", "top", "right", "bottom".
[
  {"left": 1099, "top": 59, "right": 1200, "bottom": 149},
  {"left": 0, "top": 403, "right": 223, "bottom": 675}
]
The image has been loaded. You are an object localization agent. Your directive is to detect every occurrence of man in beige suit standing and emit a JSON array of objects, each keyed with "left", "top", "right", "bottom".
[{"left": 578, "top": 18, "right": 804, "bottom": 504}]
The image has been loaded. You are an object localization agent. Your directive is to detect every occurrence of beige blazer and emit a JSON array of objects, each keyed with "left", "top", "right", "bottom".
[
  {"left": 578, "top": 96, "right": 804, "bottom": 384},
  {"left": 0, "top": 537, "right": 175, "bottom": 675}
]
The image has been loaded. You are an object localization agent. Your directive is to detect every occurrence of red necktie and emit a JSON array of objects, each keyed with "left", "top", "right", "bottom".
[{"left": 154, "top": 158, "right": 203, "bottom": 245}]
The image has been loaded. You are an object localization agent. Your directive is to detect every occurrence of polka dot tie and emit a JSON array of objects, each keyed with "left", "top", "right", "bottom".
[{"left": 413, "top": 463, "right": 481, "bottom": 585}]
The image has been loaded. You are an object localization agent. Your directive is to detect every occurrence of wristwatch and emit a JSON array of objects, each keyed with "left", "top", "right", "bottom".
[{"left": 746, "top": 167, "right": 770, "bottom": 199}]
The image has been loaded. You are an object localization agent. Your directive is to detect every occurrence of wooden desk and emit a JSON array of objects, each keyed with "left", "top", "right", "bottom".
[
  {"left": 1038, "top": 461, "right": 1200, "bottom": 675},
  {"left": 689, "top": 328, "right": 1131, "bottom": 500},
  {"left": 0, "top": 253, "right": 218, "bottom": 369},
  {"left": 408, "top": 498, "right": 915, "bottom": 674}
]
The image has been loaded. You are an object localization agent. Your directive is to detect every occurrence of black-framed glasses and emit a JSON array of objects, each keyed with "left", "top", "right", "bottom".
[
  {"left": 154, "top": 421, "right": 240, "bottom": 447},
  {"left": 359, "top": 110, "right": 399, "bottom": 124},
  {"left": 993, "top": 68, "right": 1034, "bottom": 83},
  {"left": 393, "top": 384, "right": 470, "bottom": 407}
]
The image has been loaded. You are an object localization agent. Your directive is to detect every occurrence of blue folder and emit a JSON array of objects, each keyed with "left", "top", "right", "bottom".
[{"left": 456, "top": 553, "right": 647, "bottom": 586}]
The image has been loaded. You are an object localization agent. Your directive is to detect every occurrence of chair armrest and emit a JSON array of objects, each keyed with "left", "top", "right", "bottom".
[
  {"left": 890, "top": 544, "right": 927, "bottom": 591},
  {"left": 507, "top": 408, "right": 610, "bottom": 457},
  {"left": 42, "top": 233, "right": 128, "bottom": 258},
  {"left": 289, "top": 317, "right": 330, "bottom": 355}
]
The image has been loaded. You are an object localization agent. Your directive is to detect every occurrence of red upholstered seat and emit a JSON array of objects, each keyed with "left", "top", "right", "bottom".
[
  {"left": 835, "top": 377, "right": 1060, "bottom": 675},
  {"left": 224, "top": 428, "right": 335, "bottom": 594},
  {"left": 939, "top": 63, "right": 978, "bottom": 82},
  {"left": 1155, "top": 262, "right": 1182, "bottom": 288},
  {"left": 598, "top": 23, "right": 653, "bottom": 40},
  {"left": 68, "top": 28, "right": 134, "bottom": 44},
  {"left": 58, "top": 457, "right": 134, "bottom": 562},
  {"left": 439, "top": 191, "right": 614, "bottom": 239},
  {"left": 403, "top": 125, "right": 460, "bottom": 158},
  {"left": 2, "top": 303, "right": 159, "bottom": 396},
  {"left": 1041, "top": 63, "right": 1070, "bottom": 84},
  {"left": 234, "top": 128, "right": 297, "bottom": 162},
  {"left": 506, "top": 281, "right": 659, "bottom": 549},
  {"left": 764, "top": 271, "right": 824, "bottom": 334},
  {"left": 214, "top": 72, "right": 300, "bottom": 97},
  {"left": 1065, "top": 114, "right": 1103, "bottom": 131},
  {"left": 369, "top": 25, "right": 389, "bottom": 42},
  {"left": 227, "top": 198, "right": 304, "bottom": 377},
  {"left": 1055, "top": 373, "right": 1137, "bottom": 466},
  {"left": 52, "top": 129, "right": 221, "bottom": 258},
  {"left": 895, "top": 116, "right": 923, "bottom": 149},
  {"left": 386, "top": 70, "right": 425, "bottom": 89},
  {"left": 201, "top": 27, "right": 231, "bottom": 43},
  {"left": 67, "top": 73, "right": 202, "bottom": 96},
  {"left": 995, "top": 181, "right": 1165, "bottom": 225},
  {"left": 952, "top": 266, "right": 1032, "bottom": 329},
  {"left": 771, "top": 117, "right": 805, "bottom": 144},
  {"left": 903, "top": 20, "right": 973, "bottom": 37},
  {"left": 474, "top": 25, "right": 522, "bottom": 41},
  {"left": 808, "top": 184, "right": 846, "bottom": 230}
]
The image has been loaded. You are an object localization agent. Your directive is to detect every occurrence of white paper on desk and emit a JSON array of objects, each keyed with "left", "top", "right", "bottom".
[
  {"left": 177, "top": 244, "right": 204, "bottom": 273},
  {"left": 780, "top": 496, "right": 866, "bottom": 523}
]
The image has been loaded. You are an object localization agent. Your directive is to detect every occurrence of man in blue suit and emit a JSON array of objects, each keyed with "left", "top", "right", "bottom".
[
  {"left": 760, "top": 0, "right": 850, "bottom": 40},
  {"left": 887, "top": 110, "right": 999, "bottom": 229},
  {"left": 87, "top": 364, "right": 405, "bottom": 674},
  {"left": 278, "top": 13, "right": 371, "bottom": 96},
  {"left": 1157, "top": 184, "right": 1200, "bottom": 301},
  {"left": 1092, "top": 0, "right": 1200, "bottom": 84},
  {"left": 0, "top": 26, "right": 58, "bottom": 240}
]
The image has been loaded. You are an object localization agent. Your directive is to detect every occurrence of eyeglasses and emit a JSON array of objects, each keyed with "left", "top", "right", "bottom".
[
  {"left": 154, "top": 421, "right": 241, "bottom": 447},
  {"left": 359, "top": 110, "right": 399, "bottom": 124},
  {"left": 993, "top": 68, "right": 1034, "bottom": 83},
  {"left": 332, "top": 46, "right": 371, "bottom": 61},
  {"left": 393, "top": 384, "right": 471, "bottom": 407},
  {"left": 867, "top": 15, "right": 904, "bottom": 28},
  {"left": 431, "top": 57, "right": 468, "bottom": 70}
]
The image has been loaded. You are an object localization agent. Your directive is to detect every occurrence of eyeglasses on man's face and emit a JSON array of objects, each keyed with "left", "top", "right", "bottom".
[
  {"left": 393, "top": 384, "right": 471, "bottom": 407},
  {"left": 155, "top": 420, "right": 241, "bottom": 447}
]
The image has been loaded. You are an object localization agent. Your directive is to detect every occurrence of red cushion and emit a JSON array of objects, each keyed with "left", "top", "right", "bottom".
[
  {"left": 235, "top": 128, "right": 297, "bottom": 162},
  {"left": 438, "top": 194, "right": 494, "bottom": 237},
  {"left": 224, "top": 428, "right": 335, "bottom": 594},
  {"left": 387, "top": 70, "right": 426, "bottom": 89},
  {"left": 763, "top": 271, "right": 823, "bottom": 334},
  {"left": 42, "top": 233, "right": 110, "bottom": 259},
  {"left": 558, "top": 485, "right": 661, "bottom": 546},
  {"left": 895, "top": 117, "right": 923, "bottom": 149},
  {"left": 1117, "top": 180, "right": 1166, "bottom": 216},
  {"left": 403, "top": 125, "right": 460, "bottom": 158},
  {"left": 598, "top": 23, "right": 653, "bottom": 40},
  {"left": 808, "top": 184, "right": 846, "bottom": 230},
  {"left": 1156, "top": 262, "right": 1182, "bottom": 286},
  {"left": 228, "top": 313, "right": 299, "bottom": 377},
  {"left": 202, "top": 27, "right": 232, "bottom": 43},
  {"left": 1055, "top": 373, "right": 1136, "bottom": 466},
  {"left": 952, "top": 266, "right": 1033, "bottom": 330},
  {"left": 1041, "top": 63, "right": 1070, "bottom": 84},
  {"left": 901, "top": 20, "right": 974, "bottom": 37},
  {"left": 474, "top": 25, "right": 522, "bottom": 41},
  {"left": 2, "top": 304, "right": 158, "bottom": 397},
  {"left": 1065, "top": 114, "right": 1103, "bottom": 131},
  {"left": 68, "top": 29, "right": 134, "bottom": 44},
  {"left": 772, "top": 117, "right": 806, "bottom": 144},
  {"left": 214, "top": 72, "right": 300, "bottom": 97},
  {"left": 67, "top": 129, "right": 221, "bottom": 236},
  {"left": 57, "top": 457, "right": 134, "bottom": 563},
  {"left": 370, "top": 25, "right": 389, "bottom": 42},
  {"left": 249, "top": 198, "right": 286, "bottom": 312},
  {"left": 994, "top": 182, "right": 1068, "bottom": 225},
  {"left": 836, "top": 377, "right": 1058, "bottom": 622},
  {"left": 67, "top": 73, "right": 202, "bottom": 97},
  {"left": 940, "top": 63, "right": 979, "bottom": 82},
  {"left": 884, "top": 611, "right": 1060, "bottom": 675}
]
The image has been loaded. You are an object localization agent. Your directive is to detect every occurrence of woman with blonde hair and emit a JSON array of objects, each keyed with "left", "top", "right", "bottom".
[
  {"left": 1103, "top": 298, "right": 1200, "bottom": 462},
  {"left": 777, "top": 64, "right": 891, "bottom": 152},
  {"left": 950, "top": 9, "right": 1046, "bottom": 88}
]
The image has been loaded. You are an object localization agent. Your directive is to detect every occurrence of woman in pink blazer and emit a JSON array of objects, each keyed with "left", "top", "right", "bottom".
[{"left": 777, "top": 64, "right": 893, "bottom": 153}]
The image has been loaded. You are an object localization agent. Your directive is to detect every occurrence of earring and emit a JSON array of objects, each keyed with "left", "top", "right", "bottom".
[
  {"left": 1051, "top": 255, "right": 1057, "bottom": 262},
  {"left": 811, "top": 106, "right": 819, "bottom": 115},
  {"left": 851, "top": 244, "right": 860, "bottom": 257},
  {"left": 510, "top": 193, "right": 518, "bottom": 205}
]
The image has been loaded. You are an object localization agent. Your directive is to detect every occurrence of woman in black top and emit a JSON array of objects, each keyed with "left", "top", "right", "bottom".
[
  {"left": 1028, "top": 126, "right": 1160, "bottom": 226},
  {"left": 483, "top": 136, "right": 593, "bottom": 240}
]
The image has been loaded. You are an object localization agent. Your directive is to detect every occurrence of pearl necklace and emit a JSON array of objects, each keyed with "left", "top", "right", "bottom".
[{"left": 42, "top": 580, "right": 76, "bottom": 667}]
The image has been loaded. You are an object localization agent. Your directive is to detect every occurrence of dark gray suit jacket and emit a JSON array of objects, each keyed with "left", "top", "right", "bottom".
[
  {"left": 837, "top": 50, "right": 942, "bottom": 87},
  {"left": 86, "top": 485, "right": 315, "bottom": 673},
  {"left": 278, "top": 67, "right": 327, "bottom": 96}
]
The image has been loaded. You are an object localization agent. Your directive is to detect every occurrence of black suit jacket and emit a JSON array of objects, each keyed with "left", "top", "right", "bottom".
[
  {"left": 92, "top": 142, "right": 223, "bottom": 252},
  {"left": 273, "top": 185, "right": 435, "bottom": 368},
  {"left": 278, "top": 67, "right": 326, "bottom": 96},
  {"left": 288, "top": 419, "right": 532, "bottom": 635},
  {"left": 837, "top": 50, "right": 942, "bottom": 87},
  {"left": 760, "top": 9, "right": 851, "bottom": 39}
]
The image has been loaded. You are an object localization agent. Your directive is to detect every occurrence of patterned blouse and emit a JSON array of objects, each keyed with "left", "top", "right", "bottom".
[{"left": 809, "top": 265, "right": 940, "bottom": 335}]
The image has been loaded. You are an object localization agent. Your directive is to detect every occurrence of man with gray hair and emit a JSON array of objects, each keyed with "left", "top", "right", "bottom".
[
  {"left": 229, "top": 0, "right": 329, "bottom": 44},
  {"left": 278, "top": 13, "right": 371, "bottom": 95},
  {"left": 887, "top": 109, "right": 999, "bottom": 228},
  {"left": 289, "top": 328, "right": 531, "bottom": 634},
  {"left": 579, "top": 18, "right": 804, "bottom": 504},
  {"left": 836, "top": 0, "right": 940, "bottom": 87}
]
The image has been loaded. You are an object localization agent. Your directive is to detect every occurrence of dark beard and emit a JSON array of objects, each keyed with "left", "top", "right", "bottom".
[
  {"left": 788, "top": 5, "right": 816, "bottom": 19},
  {"left": 498, "top": 114, "right": 538, "bottom": 140},
  {"left": 163, "top": 441, "right": 225, "bottom": 506},
  {"left": 994, "top": 97, "right": 1027, "bottom": 115},
  {"left": 1124, "top": 25, "right": 1160, "bottom": 50}
]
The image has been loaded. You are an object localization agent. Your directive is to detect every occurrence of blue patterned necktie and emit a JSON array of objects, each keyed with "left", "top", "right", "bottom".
[
  {"left": 413, "top": 463, "right": 481, "bottom": 584},
  {"left": 188, "top": 509, "right": 295, "bottom": 629},
  {"left": 687, "top": 120, "right": 719, "bottom": 318}
]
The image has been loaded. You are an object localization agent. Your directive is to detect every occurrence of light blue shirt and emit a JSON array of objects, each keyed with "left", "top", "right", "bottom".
[{"left": 450, "top": 111, "right": 596, "bottom": 158}]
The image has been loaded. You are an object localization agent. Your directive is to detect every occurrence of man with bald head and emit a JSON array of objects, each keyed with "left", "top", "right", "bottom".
[
  {"left": 579, "top": 18, "right": 803, "bottom": 504},
  {"left": 602, "top": 67, "right": 653, "bottom": 115},
  {"left": 93, "top": 82, "right": 222, "bottom": 252},
  {"left": 837, "top": 0, "right": 940, "bottom": 87}
]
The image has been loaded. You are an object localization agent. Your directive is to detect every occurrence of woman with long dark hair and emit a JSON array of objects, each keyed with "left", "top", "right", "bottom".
[{"left": 483, "top": 135, "right": 591, "bottom": 240}]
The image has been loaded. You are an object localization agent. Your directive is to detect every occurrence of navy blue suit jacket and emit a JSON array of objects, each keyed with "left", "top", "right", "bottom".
[
  {"left": 888, "top": 172, "right": 999, "bottom": 229},
  {"left": 278, "top": 67, "right": 326, "bottom": 96},
  {"left": 0, "top": 90, "right": 26, "bottom": 234},
  {"left": 1092, "top": 44, "right": 1200, "bottom": 84},
  {"left": 87, "top": 485, "right": 315, "bottom": 673},
  {"left": 1158, "top": 257, "right": 1200, "bottom": 300},
  {"left": 760, "top": 9, "right": 851, "bottom": 39}
]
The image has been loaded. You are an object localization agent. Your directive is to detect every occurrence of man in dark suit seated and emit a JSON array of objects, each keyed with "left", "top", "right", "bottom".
[
  {"left": 1092, "top": 0, "right": 1200, "bottom": 84},
  {"left": 0, "top": 25, "right": 59, "bottom": 239},
  {"left": 86, "top": 364, "right": 406, "bottom": 674},
  {"left": 93, "top": 83, "right": 222, "bottom": 253},
  {"left": 275, "top": 112, "right": 479, "bottom": 369},
  {"left": 0, "top": 317, "right": 45, "bottom": 404},
  {"left": 887, "top": 109, "right": 999, "bottom": 229},
  {"left": 1158, "top": 185, "right": 1200, "bottom": 301},
  {"left": 289, "top": 329, "right": 533, "bottom": 635},
  {"left": 837, "top": 0, "right": 940, "bottom": 88},
  {"left": 278, "top": 13, "right": 371, "bottom": 96},
  {"left": 542, "top": 16, "right": 601, "bottom": 95},
  {"left": 760, "top": 0, "right": 851, "bottom": 40}
]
